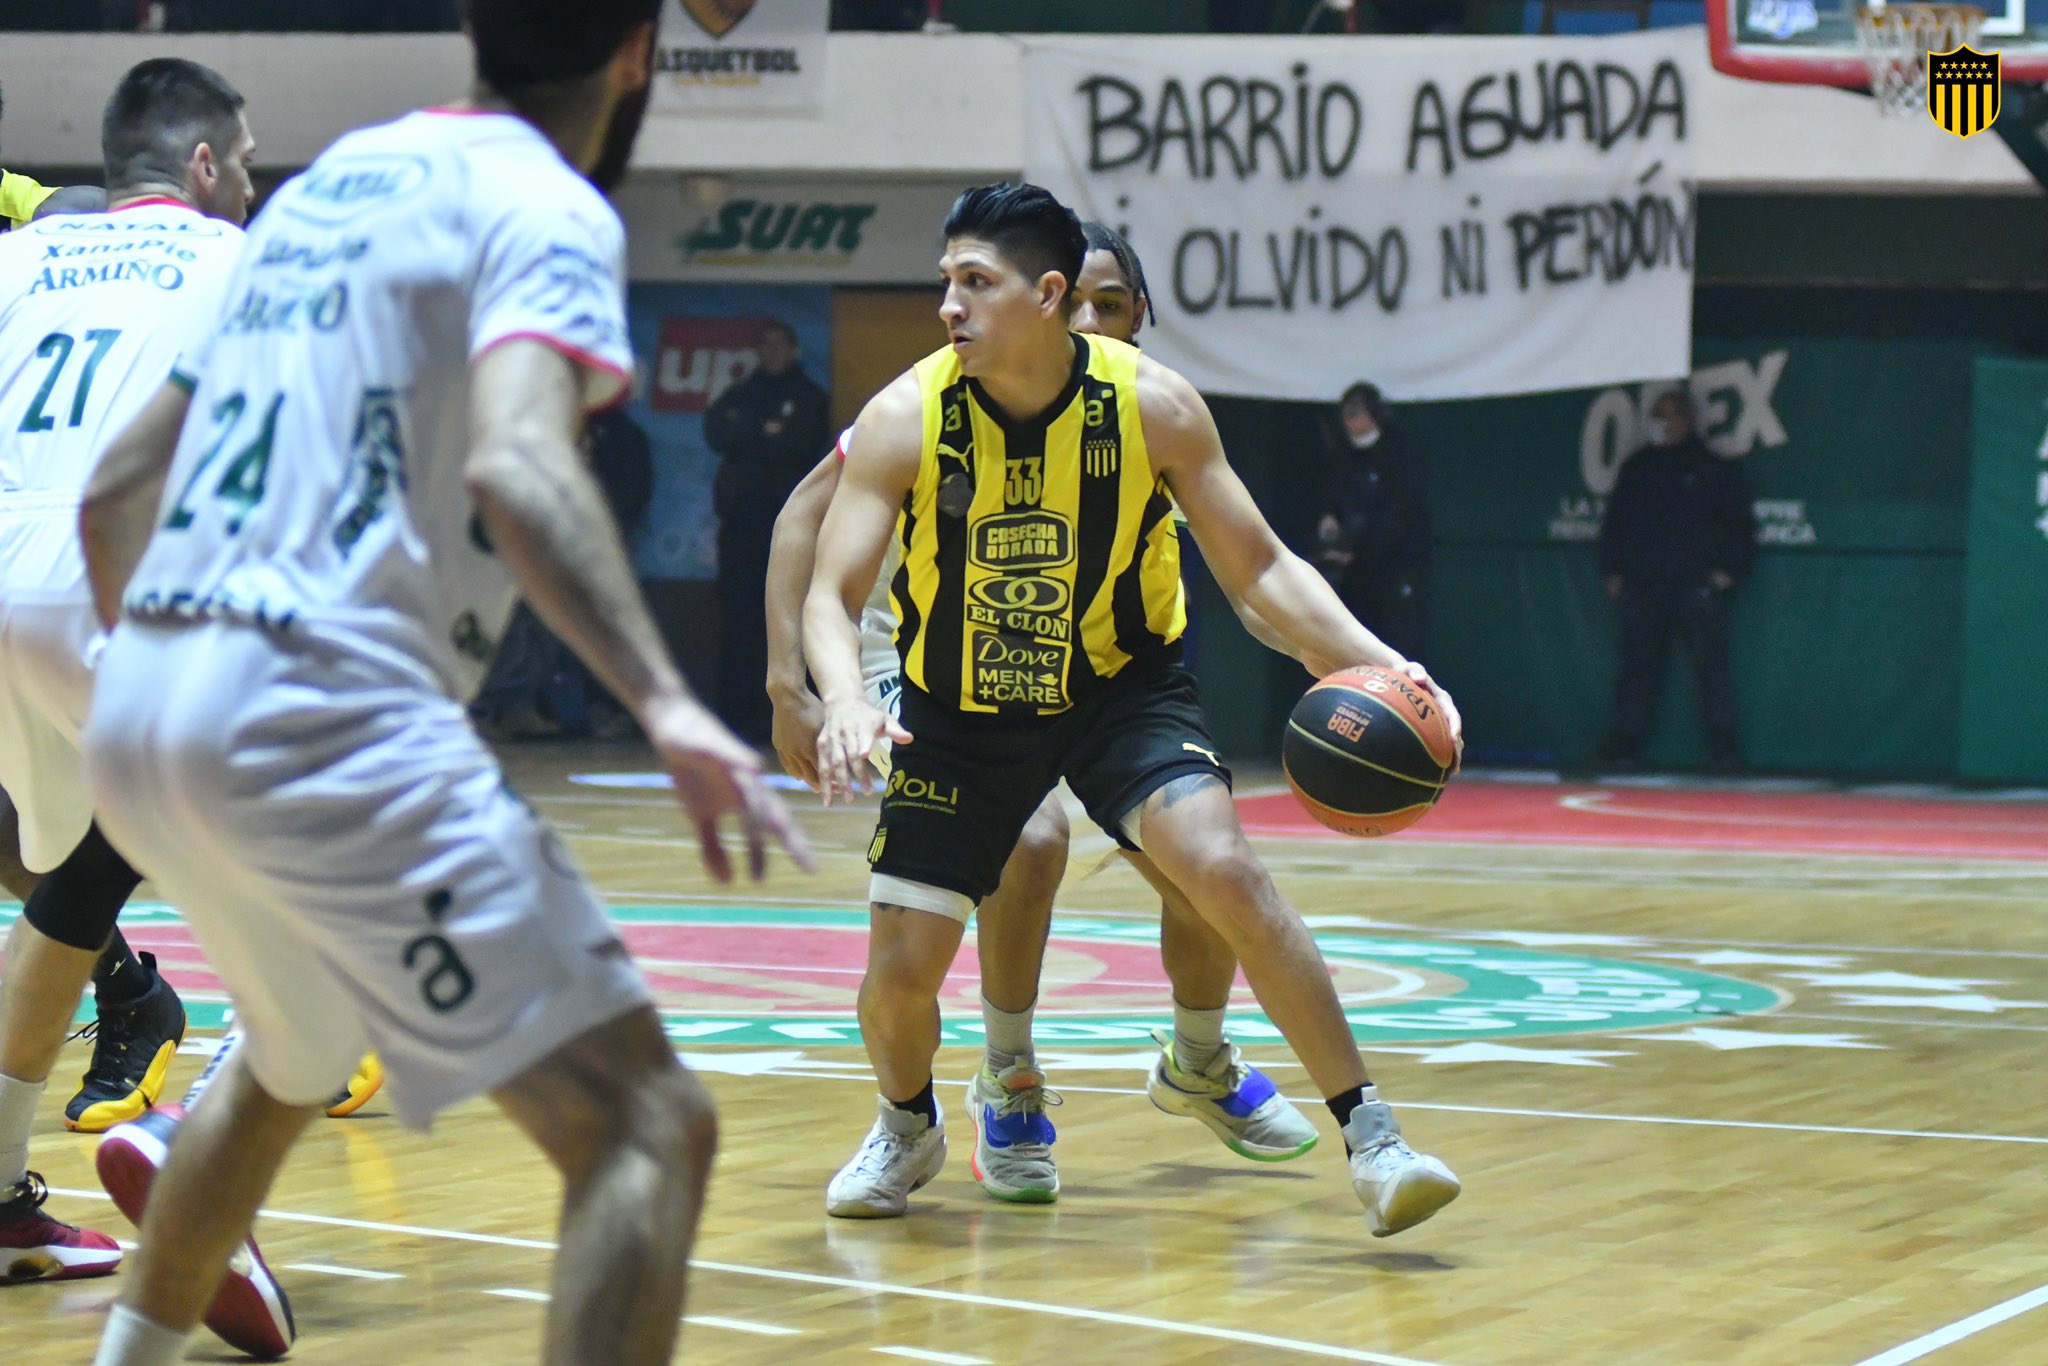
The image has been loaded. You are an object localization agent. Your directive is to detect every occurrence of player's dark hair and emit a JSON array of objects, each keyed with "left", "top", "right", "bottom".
[
  {"left": 761, "top": 318, "right": 798, "bottom": 346},
  {"left": 464, "top": 0, "right": 663, "bottom": 94},
  {"left": 101, "top": 60, "right": 245, "bottom": 194},
  {"left": 1341, "top": 381, "right": 1389, "bottom": 426},
  {"left": 944, "top": 182, "right": 1087, "bottom": 312},
  {"left": 1081, "top": 220, "right": 1156, "bottom": 327}
]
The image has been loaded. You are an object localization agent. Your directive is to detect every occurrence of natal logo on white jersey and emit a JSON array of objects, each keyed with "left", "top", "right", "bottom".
[
  {"left": 0, "top": 203, "right": 243, "bottom": 499},
  {"left": 120, "top": 110, "right": 635, "bottom": 700}
]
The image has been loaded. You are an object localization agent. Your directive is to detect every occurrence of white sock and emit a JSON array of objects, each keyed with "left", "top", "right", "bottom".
[
  {"left": 0, "top": 1072, "right": 45, "bottom": 1192},
  {"left": 980, "top": 997, "right": 1035, "bottom": 1074},
  {"left": 1172, "top": 1002, "right": 1227, "bottom": 1075},
  {"left": 94, "top": 1304, "right": 191, "bottom": 1366}
]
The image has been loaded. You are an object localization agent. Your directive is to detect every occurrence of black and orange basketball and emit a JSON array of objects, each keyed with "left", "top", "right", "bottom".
[{"left": 1282, "top": 667, "right": 1455, "bottom": 837}]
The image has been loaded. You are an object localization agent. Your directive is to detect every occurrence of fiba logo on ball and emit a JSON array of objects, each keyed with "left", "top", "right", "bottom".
[{"left": 1283, "top": 667, "right": 1455, "bottom": 838}]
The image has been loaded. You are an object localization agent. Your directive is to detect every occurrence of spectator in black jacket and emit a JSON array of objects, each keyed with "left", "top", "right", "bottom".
[
  {"left": 704, "top": 320, "right": 830, "bottom": 743},
  {"left": 1315, "top": 381, "right": 1432, "bottom": 657},
  {"left": 1597, "top": 390, "right": 1756, "bottom": 771}
]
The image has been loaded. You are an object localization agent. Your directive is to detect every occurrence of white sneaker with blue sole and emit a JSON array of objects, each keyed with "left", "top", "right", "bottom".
[
  {"left": 1146, "top": 1028, "right": 1320, "bottom": 1162},
  {"left": 966, "top": 1063, "right": 1060, "bottom": 1203}
]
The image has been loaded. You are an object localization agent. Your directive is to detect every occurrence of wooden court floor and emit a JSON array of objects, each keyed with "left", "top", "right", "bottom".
[{"left": 5, "top": 745, "right": 2048, "bottom": 1365}]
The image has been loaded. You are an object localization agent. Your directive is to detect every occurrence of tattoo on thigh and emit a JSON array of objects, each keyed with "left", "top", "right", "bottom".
[{"left": 1158, "top": 773, "right": 1225, "bottom": 809}]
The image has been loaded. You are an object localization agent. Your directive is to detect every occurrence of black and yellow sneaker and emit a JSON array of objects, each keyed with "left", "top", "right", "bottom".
[
  {"left": 64, "top": 954, "right": 187, "bottom": 1133},
  {"left": 324, "top": 1054, "right": 384, "bottom": 1119}
]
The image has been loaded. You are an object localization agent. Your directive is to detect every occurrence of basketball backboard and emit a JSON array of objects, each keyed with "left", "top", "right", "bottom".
[{"left": 1708, "top": 0, "right": 2048, "bottom": 85}]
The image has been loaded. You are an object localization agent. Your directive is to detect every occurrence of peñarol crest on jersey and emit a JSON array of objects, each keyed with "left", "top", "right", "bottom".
[{"left": 1927, "top": 45, "right": 2002, "bottom": 138}]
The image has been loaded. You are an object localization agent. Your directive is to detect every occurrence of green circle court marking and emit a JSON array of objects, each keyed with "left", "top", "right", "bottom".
[{"left": 7, "top": 902, "right": 1782, "bottom": 1045}]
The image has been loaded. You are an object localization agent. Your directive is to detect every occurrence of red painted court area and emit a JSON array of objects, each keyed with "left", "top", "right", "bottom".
[{"left": 1237, "top": 780, "right": 2048, "bottom": 860}]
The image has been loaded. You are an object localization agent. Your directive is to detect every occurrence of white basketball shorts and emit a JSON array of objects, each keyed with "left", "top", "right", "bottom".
[
  {"left": 0, "top": 502, "right": 98, "bottom": 873},
  {"left": 83, "top": 620, "right": 651, "bottom": 1128}
]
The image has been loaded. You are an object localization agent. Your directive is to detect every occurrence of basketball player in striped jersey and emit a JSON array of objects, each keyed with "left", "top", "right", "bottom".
[
  {"left": 806, "top": 183, "right": 1462, "bottom": 1236},
  {"left": 767, "top": 223, "right": 1318, "bottom": 1207}
]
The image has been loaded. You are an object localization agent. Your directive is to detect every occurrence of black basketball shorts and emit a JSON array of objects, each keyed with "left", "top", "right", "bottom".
[{"left": 866, "top": 662, "right": 1232, "bottom": 917}]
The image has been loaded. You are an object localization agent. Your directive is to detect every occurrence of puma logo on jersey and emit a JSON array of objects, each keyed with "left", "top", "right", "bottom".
[{"left": 1182, "top": 742, "right": 1220, "bottom": 766}]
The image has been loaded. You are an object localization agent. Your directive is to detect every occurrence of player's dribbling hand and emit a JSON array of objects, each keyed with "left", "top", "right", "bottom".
[
  {"left": 770, "top": 687, "right": 825, "bottom": 790},
  {"left": 814, "top": 698, "right": 913, "bottom": 807},
  {"left": 644, "top": 694, "right": 817, "bottom": 883},
  {"left": 1396, "top": 659, "right": 1464, "bottom": 773}
]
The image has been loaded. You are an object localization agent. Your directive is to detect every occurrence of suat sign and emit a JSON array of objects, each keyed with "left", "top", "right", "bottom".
[
  {"left": 652, "top": 315, "right": 776, "bottom": 413},
  {"left": 679, "top": 199, "right": 878, "bottom": 264}
]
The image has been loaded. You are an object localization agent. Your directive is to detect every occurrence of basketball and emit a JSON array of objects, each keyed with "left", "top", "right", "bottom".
[{"left": 1282, "top": 667, "right": 1455, "bottom": 837}]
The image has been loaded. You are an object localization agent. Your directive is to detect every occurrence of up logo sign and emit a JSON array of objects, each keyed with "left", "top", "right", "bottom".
[
  {"left": 1550, "top": 351, "right": 1790, "bottom": 543},
  {"left": 652, "top": 316, "right": 779, "bottom": 414}
]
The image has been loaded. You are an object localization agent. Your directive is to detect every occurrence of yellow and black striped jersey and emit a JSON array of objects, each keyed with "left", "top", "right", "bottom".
[
  {"left": 889, "top": 332, "right": 1185, "bottom": 717},
  {"left": 0, "top": 170, "right": 55, "bottom": 231}
]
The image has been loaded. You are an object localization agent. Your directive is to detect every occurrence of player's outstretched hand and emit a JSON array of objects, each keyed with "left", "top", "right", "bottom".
[
  {"left": 771, "top": 686, "right": 825, "bottom": 790},
  {"left": 645, "top": 694, "right": 816, "bottom": 883},
  {"left": 1397, "top": 660, "right": 1464, "bottom": 773},
  {"left": 815, "top": 697, "right": 913, "bottom": 807}
]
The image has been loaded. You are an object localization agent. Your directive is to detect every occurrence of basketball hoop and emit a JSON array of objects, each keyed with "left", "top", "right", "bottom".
[{"left": 1854, "top": 4, "right": 1987, "bottom": 113}]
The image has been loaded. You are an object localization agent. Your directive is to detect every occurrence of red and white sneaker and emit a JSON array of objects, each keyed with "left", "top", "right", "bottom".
[
  {"left": 97, "top": 1106, "right": 296, "bottom": 1360},
  {"left": 0, "top": 1172, "right": 122, "bottom": 1282}
]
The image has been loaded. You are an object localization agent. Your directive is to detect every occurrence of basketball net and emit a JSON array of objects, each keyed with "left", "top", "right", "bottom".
[{"left": 1853, "top": 3, "right": 1988, "bottom": 114}]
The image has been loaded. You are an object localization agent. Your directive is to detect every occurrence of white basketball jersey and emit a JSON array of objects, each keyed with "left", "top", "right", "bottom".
[
  {"left": 122, "top": 110, "right": 633, "bottom": 699},
  {"left": 0, "top": 200, "right": 244, "bottom": 513}
]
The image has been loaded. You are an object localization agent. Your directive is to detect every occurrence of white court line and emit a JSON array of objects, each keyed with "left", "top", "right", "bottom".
[
  {"left": 598, "top": 896, "right": 2048, "bottom": 962},
  {"left": 597, "top": 893, "right": 2048, "bottom": 962},
  {"left": 576, "top": 833, "right": 874, "bottom": 858},
  {"left": 735, "top": 1073, "right": 2048, "bottom": 1149},
  {"left": 1782, "top": 1011, "right": 2048, "bottom": 1035},
  {"left": 1351, "top": 917, "right": 2048, "bottom": 963},
  {"left": 632, "top": 957, "right": 1426, "bottom": 1006},
  {"left": 285, "top": 1262, "right": 403, "bottom": 1281},
  {"left": 875, "top": 1348, "right": 989, "bottom": 1365},
  {"left": 1850, "top": 1282, "right": 2048, "bottom": 1365},
  {"left": 1558, "top": 790, "right": 2048, "bottom": 836},
  {"left": 46, "top": 1189, "right": 1445, "bottom": 1365},
  {"left": 1239, "top": 827, "right": 2048, "bottom": 867},
  {"left": 686, "top": 1315, "right": 801, "bottom": 1336}
]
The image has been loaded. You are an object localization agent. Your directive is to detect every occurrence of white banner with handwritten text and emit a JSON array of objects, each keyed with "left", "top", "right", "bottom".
[{"left": 1024, "top": 33, "right": 1698, "bottom": 402}]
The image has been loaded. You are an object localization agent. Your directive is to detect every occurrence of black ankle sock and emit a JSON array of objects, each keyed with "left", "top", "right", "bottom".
[
  {"left": 888, "top": 1079, "right": 939, "bottom": 1127},
  {"left": 1326, "top": 1085, "right": 1368, "bottom": 1134},
  {"left": 92, "top": 937, "right": 153, "bottom": 1008}
]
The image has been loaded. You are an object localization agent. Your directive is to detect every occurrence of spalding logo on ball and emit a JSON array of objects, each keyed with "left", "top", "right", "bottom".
[{"left": 1283, "top": 666, "right": 1455, "bottom": 836}]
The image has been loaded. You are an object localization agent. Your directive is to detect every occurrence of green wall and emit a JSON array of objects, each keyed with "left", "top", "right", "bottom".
[
  {"left": 1186, "top": 261, "right": 2045, "bottom": 779},
  {"left": 1960, "top": 357, "right": 2048, "bottom": 783}
]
